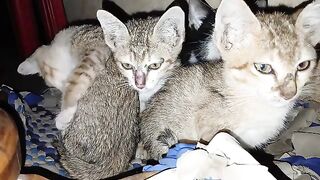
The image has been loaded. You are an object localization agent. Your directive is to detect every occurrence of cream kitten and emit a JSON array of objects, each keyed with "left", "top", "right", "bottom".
[
  {"left": 17, "top": 24, "right": 108, "bottom": 130},
  {"left": 140, "top": 0, "right": 320, "bottom": 159},
  {"left": 17, "top": 27, "right": 80, "bottom": 92}
]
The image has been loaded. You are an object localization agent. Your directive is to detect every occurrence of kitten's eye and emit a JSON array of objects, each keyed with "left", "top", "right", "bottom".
[
  {"left": 297, "top": 61, "right": 310, "bottom": 71},
  {"left": 121, "top": 63, "right": 133, "bottom": 70},
  {"left": 254, "top": 63, "right": 273, "bottom": 74},
  {"left": 148, "top": 63, "right": 162, "bottom": 70},
  {"left": 148, "top": 62, "right": 163, "bottom": 70}
]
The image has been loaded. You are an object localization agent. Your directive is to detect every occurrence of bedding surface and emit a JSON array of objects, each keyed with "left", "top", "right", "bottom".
[{"left": 1, "top": 84, "right": 320, "bottom": 179}]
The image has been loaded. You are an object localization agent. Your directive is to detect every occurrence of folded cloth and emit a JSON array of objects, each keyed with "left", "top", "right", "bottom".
[{"left": 148, "top": 132, "right": 276, "bottom": 180}]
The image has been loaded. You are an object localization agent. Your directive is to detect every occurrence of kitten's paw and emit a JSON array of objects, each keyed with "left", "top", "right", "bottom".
[
  {"left": 157, "top": 128, "right": 178, "bottom": 149},
  {"left": 55, "top": 106, "right": 77, "bottom": 130},
  {"left": 135, "top": 142, "right": 149, "bottom": 160},
  {"left": 150, "top": 145, "right": 170, "bottom": 160},
  {"left": 146, "top": 128, "right": 178, "bottom": 160}
]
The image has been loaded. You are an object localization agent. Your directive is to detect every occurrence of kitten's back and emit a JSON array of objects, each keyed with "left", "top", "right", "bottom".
[{"left": 57, "top": 56, "right": 139, "bottom": 179}]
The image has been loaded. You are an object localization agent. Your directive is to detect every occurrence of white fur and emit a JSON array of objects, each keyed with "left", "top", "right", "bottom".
[
  {"left": 139, "top": 78, "right": 167, "bottom": 112},
  {"left": 203, "top": 35, "right": 221, "bottom": 61},
  {"left": 214, "top": 0, "right": 261, "bottom": 56},
  {"left": 55, "top": 106, "right": 77, "bottom": 131},
  {"left": 214, "top": 0, "right": 318, "bottom": 147},
  {"left": 295, "top": 0, "right": 320, "bottom": 46},
  {"left": 188, "top": 53, "right": 198, "bottom": 64},
  {"left": 18, "top": 58, "right": 39, "bottom": 75},
  {"left": 17, "top": 28, "right": 78, "bottom": 91},
  {"left": 188, "top": 0, "right": 209, "bottom": 29},
  {"left": 18, "top": 28, "right": 82, "bottom": 131}
]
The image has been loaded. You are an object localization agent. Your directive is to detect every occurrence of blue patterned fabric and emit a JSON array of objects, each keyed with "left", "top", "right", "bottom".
[
  {"left": 1, "top": 85, "right": 68, "bottom": 177},
  {"left": 281, "top": 156, "right": 320, "bottom": 176},
  {"left": 143, "top": 143, "right": 196, "bottom": 172}
]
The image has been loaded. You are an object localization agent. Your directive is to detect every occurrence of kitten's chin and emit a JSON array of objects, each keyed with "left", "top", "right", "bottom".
[{"left": 269, "top": 97, "right": 296, "bottom": 107}]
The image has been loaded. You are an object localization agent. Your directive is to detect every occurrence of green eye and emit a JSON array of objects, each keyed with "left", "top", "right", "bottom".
[
  {"left": 254, "top": 63, "right": 273, "bottom": 74},
  {"left": 148, "top": 59, "right": 164, "bottom": 70},
  {"left": 297, "top": 61, "right": 310, "bottom": 71},
  {"left": 148, "top": 63, "right": 162, "bottom": 70},
  {"left": 121, "top": 63, "right": 133, "bottom": 70}
]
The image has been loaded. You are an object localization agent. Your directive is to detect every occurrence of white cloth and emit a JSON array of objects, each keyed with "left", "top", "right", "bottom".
[{"left": 150, "top": 132, "right": 276, "bottom": 180}]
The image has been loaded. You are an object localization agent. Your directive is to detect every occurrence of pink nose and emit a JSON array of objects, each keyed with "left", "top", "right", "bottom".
[{"left": 135, "top": 71, "right": 146, "bottom": 89}]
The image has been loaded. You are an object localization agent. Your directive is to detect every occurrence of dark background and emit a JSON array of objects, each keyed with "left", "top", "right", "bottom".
[{"left": 0, "top": 0, "right": 46, "bottom": 93}]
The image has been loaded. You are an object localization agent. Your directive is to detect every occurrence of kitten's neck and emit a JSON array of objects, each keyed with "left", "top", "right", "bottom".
[{"left": 139, "top": 78, "right": 166, "bottom": 112}]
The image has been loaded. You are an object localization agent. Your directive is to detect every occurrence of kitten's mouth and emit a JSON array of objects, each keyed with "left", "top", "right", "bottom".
[{"left": 135, "top": 84, "right": 145, "bottom": 89}]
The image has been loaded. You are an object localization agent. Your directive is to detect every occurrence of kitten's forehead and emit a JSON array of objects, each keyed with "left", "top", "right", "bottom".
[
  {"left": 126, "top": 17, "right": 159, "bottom": 63},
  {"left": 258, "top": 13, "right": 299, "bottom": 64}
]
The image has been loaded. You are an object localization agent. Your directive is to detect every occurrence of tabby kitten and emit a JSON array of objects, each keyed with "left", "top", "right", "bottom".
[
  {"left": 18, "top": 7, "right": 185, "bottom": 130},
  {"left": 56, "top": 7, "right": 185, "bottom": 179},
  {"left": 98, "top": 7, "right": 185, "bottom": 112},
  {"left": 140, "top": 0, "right": 320, "bottom": 159}
]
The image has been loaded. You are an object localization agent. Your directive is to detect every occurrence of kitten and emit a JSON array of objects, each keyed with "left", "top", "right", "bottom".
[
  {"left": 18, "top": 6, "right": 185, "bottom": 130},
  {"left": 17, "top": 24, "right": 109, "bottom": 130},
  {"left": 55, "top": 49, "right": 140, "bottom": 179},
  {"left": 140, "top": 0, "right": 320, "bottom": 159},
  {"left": 17, "top": 27, "right": 81, "bottom": 92},
  {"left": 180, "top": 0, "right": 220, "bottom": 64},
  {"left": 98, "top": 7, "right": 185, "bottom": 112},
  {"left": 55, "top": 7, "right": 185, "bottom": 179}
]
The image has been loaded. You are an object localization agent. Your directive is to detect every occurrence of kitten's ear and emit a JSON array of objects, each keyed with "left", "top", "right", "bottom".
[
  {"left": 214, "top": 0, "right": 261, "bottom": 55},
  {"left": 152, "top": 6, "right": 185, "bottom": 50},
  {"left": 295, "top": 0, "right": 320, "bottom": 46},
  {"left": 97, "top": 10, "right": 130, "bottom": 51},
  {"left": 17, "top": 58, "right": 39, "bottom": 75},
  {"left": 188, "top": 0, "right": 211, "bottom": 30}
]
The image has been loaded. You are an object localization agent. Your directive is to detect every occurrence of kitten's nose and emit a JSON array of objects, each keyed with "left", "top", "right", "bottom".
[
  {"left": 135, "top": 71, "right": 146, "bottom": 89},
  {"left": 279, "top": 73, "right": 297, "bottom": 100}
]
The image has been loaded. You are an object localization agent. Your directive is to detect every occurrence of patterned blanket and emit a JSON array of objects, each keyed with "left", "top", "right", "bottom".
[{"left": 1, "top": 84, "right": 320, "bottom": 179}]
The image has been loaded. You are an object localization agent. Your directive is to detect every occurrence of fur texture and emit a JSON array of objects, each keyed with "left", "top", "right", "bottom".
[
  {"left": 57, "top": 7, "right": 185, "bottom": 178},
  {"left": 17, "top": 24, "right": 109, "bottom": 130},
  {"left": 18, "top": 7, "right": 185, "bottom": 130},
  {"left": 98, "top": 7, "right": 185, "bottom": 111},
  {"left": 56, "top": 54, "right": 140, "bottom": 179},
  {"left": 140, "top": 0, "right": 320, "bottom": 159}
]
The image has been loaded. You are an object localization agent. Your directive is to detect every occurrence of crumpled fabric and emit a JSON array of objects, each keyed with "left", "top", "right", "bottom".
[
  {"left": 143, "top": 143, "right": 196, "bottom": 172},
  {"left": 147, "top": 132, "right": 276, "bottom": 180},
  {"left": 266, "top": 101, "right": 320, "bottom": 179}
]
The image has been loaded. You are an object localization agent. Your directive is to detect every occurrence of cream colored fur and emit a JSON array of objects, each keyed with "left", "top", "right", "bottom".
[
  {"left": 140, "top": 0, "right": 320, "bottom": 159},
  {"left": 17, "top": 28, "right": 78, "bottom": 91}
]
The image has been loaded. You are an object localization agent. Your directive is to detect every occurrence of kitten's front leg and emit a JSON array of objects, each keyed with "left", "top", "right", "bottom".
[
  {"left": 141, "top": 125, "right": 178, "bottom": 160},
  {"left": 55, "top": 106, "right": 77, "bottom": 131},
  {"left": 55, "top": 47, "right": 109, "bottom": 130}
]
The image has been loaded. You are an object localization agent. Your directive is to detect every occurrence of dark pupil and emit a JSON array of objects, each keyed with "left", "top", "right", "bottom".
[
  {"left": 300, "top": 63, "right": 305, "bottom": 68},
  {"left": 260, "top": 64, "right": 266, "bottom": 70}
]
